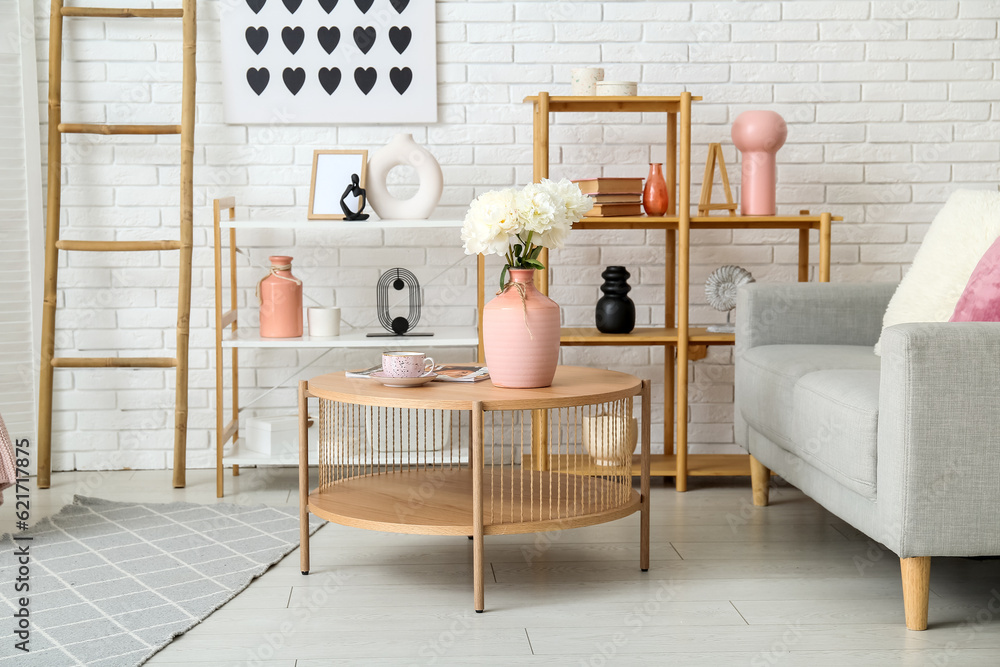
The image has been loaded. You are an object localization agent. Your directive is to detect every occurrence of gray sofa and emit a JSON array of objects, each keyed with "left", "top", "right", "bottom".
[{"left": 735, "top": 282, "right": 1000, "bottom": 630}]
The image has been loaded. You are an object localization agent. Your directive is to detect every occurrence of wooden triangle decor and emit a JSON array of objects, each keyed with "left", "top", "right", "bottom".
[{"left": 698, "top": 143, "right": 737, "bottom": 217}]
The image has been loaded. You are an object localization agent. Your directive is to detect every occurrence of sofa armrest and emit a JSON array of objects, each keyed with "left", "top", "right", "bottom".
[
  {"left": 877, "top": 322, "right": 1000, "bottom": 557},
  {"left": 735, "top": 282, "right": 896, "bottom": 352}
]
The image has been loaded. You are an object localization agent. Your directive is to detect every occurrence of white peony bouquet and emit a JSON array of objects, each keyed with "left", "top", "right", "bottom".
[{"left": 461, "top": 179, "right": 591, "bottom": 288}]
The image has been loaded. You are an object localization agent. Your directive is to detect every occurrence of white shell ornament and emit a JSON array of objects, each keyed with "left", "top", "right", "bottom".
[{"left": 705, "top": 265, "right": 754, "bottom": 333}]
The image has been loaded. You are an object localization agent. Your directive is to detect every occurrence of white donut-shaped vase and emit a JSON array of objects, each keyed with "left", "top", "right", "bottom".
[{"left": 365, "top": 133, "right": 443, "bottom": 220}]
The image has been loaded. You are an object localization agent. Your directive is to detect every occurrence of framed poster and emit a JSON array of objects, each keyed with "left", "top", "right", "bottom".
[
  {"left": 220, "top": 0, "right": 437, "bottom": 124},
  {"left": 308, "top": 149, "right": 368, "bottom": 219}
]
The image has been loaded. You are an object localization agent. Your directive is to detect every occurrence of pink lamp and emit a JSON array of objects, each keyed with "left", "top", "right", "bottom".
[{"left": 731, "top": 110, "right": 787, "bottom": 216}]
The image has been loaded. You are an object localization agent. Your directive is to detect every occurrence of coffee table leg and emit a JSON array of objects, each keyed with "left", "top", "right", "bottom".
[
  {"left": 299, "top": 380, "right": 310, "bottom": 576},
  {"left": 472, "top": 402, "right": 485, "bottom": 612},
  {"left": 640, "top": 380, "right": 651, "bottom": 572}
]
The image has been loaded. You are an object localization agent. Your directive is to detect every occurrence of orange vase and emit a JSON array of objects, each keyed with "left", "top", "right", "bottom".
[
  {"left": 259, "top": 255, "right": 303, "bottom": 338},
  {"left": 643, "top": 162, "right": 669, "bottom": 216},
  {"left": 483, "top": 269, "right": 560, "bottom": 388}
]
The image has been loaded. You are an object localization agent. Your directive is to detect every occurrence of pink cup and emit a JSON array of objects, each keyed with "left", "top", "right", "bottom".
[{"left": 382, "top": 351, "right": 435, "bottom": 378}]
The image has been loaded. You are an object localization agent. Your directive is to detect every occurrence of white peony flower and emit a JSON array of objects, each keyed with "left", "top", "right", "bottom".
[
  {"left": 461, "top": 188, "right": 520, "bottom": 257},
  {"left": 539, "top": 178, "right": 592, "bottom": 225},
  {"left": 461, "top": 179, "right": 587, "bottom": 263},
  {"left": 515, "top": 182, "right": 559, "bottom": 236},
  {"left": 533, "top": 221, "right": 571, "bottom": 250}
]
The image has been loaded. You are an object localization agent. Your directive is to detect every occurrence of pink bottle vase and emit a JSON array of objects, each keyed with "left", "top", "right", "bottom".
[
  {"left": 259, "top": 255, "right": 303, "bottom": 338},
  {"left": 642, "top": 163, "right": 670, "bottom": 216},
  {"left": 483, "top": 269, "right": 560, "bottom": 388},
  {"left": 731, "top": 110, "right": 787, "bottom": 216}
]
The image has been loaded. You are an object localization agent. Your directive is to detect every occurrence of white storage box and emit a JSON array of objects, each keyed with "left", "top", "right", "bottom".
[{"left": 245, "top": 414, "right": 318, "bottom": 458}]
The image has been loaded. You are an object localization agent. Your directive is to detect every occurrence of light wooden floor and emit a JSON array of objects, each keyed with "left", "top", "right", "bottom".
[{"left": 6, "top": 468, "right": 1000, "bottom": 666}]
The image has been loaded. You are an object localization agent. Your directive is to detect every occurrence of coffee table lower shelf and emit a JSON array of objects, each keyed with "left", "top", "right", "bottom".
[{"left": 307, "top": 467, "right": 641, "bottom": 536}]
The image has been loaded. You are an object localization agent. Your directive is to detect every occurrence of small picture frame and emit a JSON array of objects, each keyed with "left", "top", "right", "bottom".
[{"left": 308, "top": 149, "right": 368, "bottom": 220}]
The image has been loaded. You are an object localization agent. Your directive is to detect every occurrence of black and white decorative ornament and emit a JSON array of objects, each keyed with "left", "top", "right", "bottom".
[
  {"left": 705, "top": 265, "right": 755, "bottom": 333},
  {"left": 367, "top": 268, "right": 433, "bottom": 337},
  {"left": 221, "top": 0, "right": 437, "bottom": 123}
]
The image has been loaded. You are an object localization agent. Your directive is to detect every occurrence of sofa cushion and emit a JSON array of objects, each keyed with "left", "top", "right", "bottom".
[
  {"left": 738, "top": 344, "right": 881, "bottom": 498},
  {"left": 791, "top": 369, "right": 880, "bottom": 498},
  {"left": 951, "top": 236, "right": 1000, "bottom": 322}
]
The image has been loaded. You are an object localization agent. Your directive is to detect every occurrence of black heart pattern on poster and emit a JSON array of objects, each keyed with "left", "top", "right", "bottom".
[
  {"left": 246, "top": 67, "right": 270, "bottom": 95},
  {"left": 245, "top": 26, "right": 268, "bottom": 55},
  {"left": 390, "top": 0, "right": 408, "bottom": 13},
  {"left": 282, "top": 0, "right": 302, "bottom": 13},
  {"left": 246, "top": 0, "right": 266, "bottom": 14},
  {"left": 319, "top": 67, "right": 342, "bottom": 94},
  {"left": 283, "top": 67, "right": 305, "bottom": 94},
  {"left": 317, "top": 26, "right": 340, "bottom": 54},
  {"left": 354, "top": 0, "right": 374, "bottom": 12},
  {"left": 354, "top": 67, "right": 376, "bottom": 94},
  {"left": 318, "top": 0, "right": 338, "bottom": 12},
  {"left": 389, "top": 67, "right": 412, "bottom": 94},
  {"left": 353, "top": 26, "right": 376, "bottom": 54},
  {"left": 282, "top": 26, "right": 304, "bottom": 54},
  {"left": 388, "top": 26, "right": 411, "bottom": 54}
]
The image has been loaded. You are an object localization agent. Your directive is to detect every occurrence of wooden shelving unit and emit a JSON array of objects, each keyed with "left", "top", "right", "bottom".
[{"left": 514, "top": 92, "right": 839, "bottom": 491}]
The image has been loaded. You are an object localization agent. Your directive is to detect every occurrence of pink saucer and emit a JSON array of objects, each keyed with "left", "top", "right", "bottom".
[{"left": 368, "top": 371, "right": 436, "bottom": 388}]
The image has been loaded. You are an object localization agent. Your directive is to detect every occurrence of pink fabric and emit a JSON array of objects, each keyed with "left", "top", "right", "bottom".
[
  {"left": 0, "top": 413, "right": 16, "bottom": 505},
  {"left": 950, "top": 237, "right": 1000, "bottom": 322}
]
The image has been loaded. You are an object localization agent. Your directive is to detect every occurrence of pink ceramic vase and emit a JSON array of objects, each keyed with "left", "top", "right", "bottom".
[
  {"left": 483, "top": 269, "right": 560, "bottom": 388},
  {"left": 642, "top": 163, "right": 669, "bottom": 216},
  {"left": 259, "top": 255, "right": 303, "bottom": 338},
  {"left": 731, "top": 110, "right": 787, "bottom": 216}
]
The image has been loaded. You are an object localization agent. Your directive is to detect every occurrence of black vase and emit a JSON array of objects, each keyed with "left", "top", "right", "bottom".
[{"left": 595, "top": 266, "right": 635, "bottom": 334}]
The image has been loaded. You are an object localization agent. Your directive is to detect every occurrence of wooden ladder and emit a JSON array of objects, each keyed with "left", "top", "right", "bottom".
[{"left": 37, "top": 0, "right": 196, "bottom": 489}]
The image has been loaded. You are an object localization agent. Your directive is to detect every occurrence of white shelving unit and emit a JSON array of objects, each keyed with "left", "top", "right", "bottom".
[
  {"left": 221, "top": 326, "right": 479, "bottom": 349},
  {"left": 212, "top": 197, "right": 481, "bottom": 497},
  {"left": 219, "top": 217, "right": 463, "bottom": 231}
]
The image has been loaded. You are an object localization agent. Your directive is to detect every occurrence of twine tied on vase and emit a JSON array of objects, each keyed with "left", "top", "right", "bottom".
[
  {"left": 256, "top": 264, "right": 302, "bottom": 305},
  {"left": 497, "top": 280, "right": 534, "bottom": 340}
]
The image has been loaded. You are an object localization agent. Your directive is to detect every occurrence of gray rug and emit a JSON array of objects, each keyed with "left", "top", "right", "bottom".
[{"left": 0, "top": 495, "right": 323, "bottom": 666}]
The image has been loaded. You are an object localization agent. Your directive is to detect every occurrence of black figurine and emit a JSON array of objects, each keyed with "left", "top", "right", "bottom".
[
  {"left": 595, "top": 266, "right": 636, "bottom": 334},
  {"left": 340, "top": 173, "right": 369, "bottom": 221}
]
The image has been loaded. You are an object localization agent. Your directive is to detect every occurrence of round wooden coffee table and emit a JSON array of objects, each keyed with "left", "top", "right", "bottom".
[{"left": 297, "top": 365, "right": 651, "bottom": 612}]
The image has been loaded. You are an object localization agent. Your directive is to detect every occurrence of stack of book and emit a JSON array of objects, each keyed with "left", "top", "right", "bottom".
[{"left": 573, "top": 177, "right": 644, "bottom": 217}]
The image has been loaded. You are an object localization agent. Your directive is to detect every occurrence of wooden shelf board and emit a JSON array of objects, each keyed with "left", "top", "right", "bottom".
[
  {"left": 574, "top": 214, "right": 842, "bottom": 232},
  {"left": 222, "top": 326, "right": 479, "bottom": 349},
  {"left": 560, "top": 327, "right": 734, "bottom": 346},
  {"left": 523, "top": 94, "right": 703, "bottom": 114},
  {"left": 529, "top": 453, "right": 752, "bottom": 477},
  {"left": 574, "top": 216, "right": 679, "bottom": 230},
  {"left": 219, "top": 217, "right": 463, "bottom": 231},
  {"left": 308, "top": 467, "right": 640, "bottom": 536}
]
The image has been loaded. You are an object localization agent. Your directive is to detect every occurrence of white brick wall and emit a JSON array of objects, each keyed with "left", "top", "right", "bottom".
[{"left": 33, "top": 1, "right": 1000, "bottom": 470}]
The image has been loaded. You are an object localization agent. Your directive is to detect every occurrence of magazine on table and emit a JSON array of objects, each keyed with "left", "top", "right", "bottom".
[{"left": 346, "top": 364, "right": 490, "bottom": 382}]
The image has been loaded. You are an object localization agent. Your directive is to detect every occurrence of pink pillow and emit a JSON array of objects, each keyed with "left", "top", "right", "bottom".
[{"left": 950, "top": 237, "right": 1000, "bottom": 321}]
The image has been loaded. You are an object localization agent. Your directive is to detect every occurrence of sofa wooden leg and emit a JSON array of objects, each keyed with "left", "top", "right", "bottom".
[
  {"left": 749, "top": 456, "right": 770, "bottom": 507},
  {"left": 900, "top": 556, "right": 931, "bottom": 630}
]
